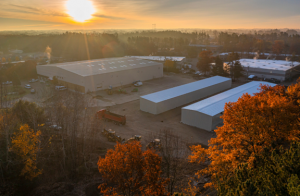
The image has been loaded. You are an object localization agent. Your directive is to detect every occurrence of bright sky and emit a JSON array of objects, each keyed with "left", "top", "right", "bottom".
[{"left": 0, "top": 0, "right": 300, "bottom": 30}]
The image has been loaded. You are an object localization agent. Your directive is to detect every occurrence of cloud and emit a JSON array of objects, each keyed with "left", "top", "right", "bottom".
[
  {"left": 8, "top": 3, "right": 68, "bottom": 17},
  {"left": 93, "top": 14, "right": 124, "bottom": 20}
]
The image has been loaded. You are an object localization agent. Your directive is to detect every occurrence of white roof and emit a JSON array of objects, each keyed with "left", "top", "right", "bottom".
[
  {"left": 238, "top": 59, "right": 299, "bottom": 71},
  {"left": 127, "top": 56, "right": 185, "bottom": 62},
  {"left": 183, "top": 81, "right": 276, "bottom": 116},
  {"left": 37, "top": 57, "right": 161, "bottom": 77},
  {"left": 141, "top": 76, "right": 231, "bottom": 103},
  {"left": 219, "top": 52, "right": 298, "bottom": 57}
]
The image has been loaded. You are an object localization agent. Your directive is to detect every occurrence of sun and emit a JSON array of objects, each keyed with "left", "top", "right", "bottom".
[{"left": 66, "top": 0, "right": 95, "bottom": 22}]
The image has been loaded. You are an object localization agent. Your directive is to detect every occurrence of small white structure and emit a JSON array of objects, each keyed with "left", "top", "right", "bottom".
[
  {"left": 181, "top": 81, "right": 276, "bottom": 131},
  {"left": 140, "top": 76, "right": 232, "bottom": 115}
]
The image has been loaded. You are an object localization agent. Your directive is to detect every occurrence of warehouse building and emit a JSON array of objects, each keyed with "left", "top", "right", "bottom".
[
  {"left": 181, "top": 81, "right": 276, "bottom": 131},
  {"left": 37, "top": 57, "right": 163, "bottom": 93},
  {"left": 225, "top": 59, "right": 300, "bottom": 81},
  {"left": 127, "top": 56, "right": 186, "bottom": 62},
  {"left": 140, "top": 76, "right": 232, "bottom": 115}
]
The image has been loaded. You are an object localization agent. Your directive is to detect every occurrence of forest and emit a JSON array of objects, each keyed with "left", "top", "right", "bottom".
[{"left": 0, "top": 30, "right": 300, "bottom": 63}]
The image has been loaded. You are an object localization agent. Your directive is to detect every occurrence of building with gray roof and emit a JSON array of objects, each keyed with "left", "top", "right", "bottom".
[
  {"left": 37, "top": 57, "right": 163, "bottom": 93},
  {"left": 181, "top": 81, "right": 276, "bottom": 131},
  {"left": 225, "top": 59, "right": 300, "bottom": 81},
  {"left": 140, "top": 76, "right": 232, "bottom": 115}
]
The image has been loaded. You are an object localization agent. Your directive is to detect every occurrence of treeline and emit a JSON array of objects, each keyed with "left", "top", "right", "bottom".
[
  {"left": 0, "top": 31, "right": 200, "bottom": 60},
  {"left": 218, "top": 31, "right": 300, "bottom": 54},
  {"left": 0, "top": 60, "right": 37, "bottom": 82}
]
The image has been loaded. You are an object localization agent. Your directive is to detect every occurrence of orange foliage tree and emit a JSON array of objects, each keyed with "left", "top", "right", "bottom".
[
  {"left": 11, "top": 124, "right": 42, "bottom": 180},
  {"left": 189, "top": 80, "right": 300, "bottom": 188},
  {"left": 98, "top": 141, "right": 169, "bottom": 196}
]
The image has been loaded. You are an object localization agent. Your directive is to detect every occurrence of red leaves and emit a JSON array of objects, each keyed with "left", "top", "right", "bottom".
[
  {"left": 98, "top": 141, "right": 169, "bottom": 196},
  {"left": 189, "top": 80, "right": 300, "bottom": 188}
]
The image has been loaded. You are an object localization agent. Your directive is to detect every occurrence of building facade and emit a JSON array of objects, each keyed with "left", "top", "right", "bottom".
[
  {"left": 140, "top": 76, "right": 232, "bottom": 115},
  {"left": 37, "top": 57, "right": 163, "bottom": 93}
]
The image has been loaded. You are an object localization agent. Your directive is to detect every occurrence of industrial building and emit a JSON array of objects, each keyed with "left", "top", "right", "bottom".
[
  {"left": 225, "top": 59, "right": 300, "bottom": 81},
  {"left": 181, "top": 81, "right": 276, "bottom": 131},
  {"left": 37, "top": 57, "right": 163, "bottom": 93},
  {"left": 140, "top": 76, "right": 232, "bottom": 115},
  {"left": 127, "top": 56, "right": 186, "bottom": 62}
]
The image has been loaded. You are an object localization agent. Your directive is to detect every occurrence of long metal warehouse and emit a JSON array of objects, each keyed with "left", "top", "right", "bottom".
[
  {"left": 181, "top": 81, "right": 276, "bottom": 131},
  {"left": 37, "top": 57, "right": 163, "bottom": 93},
  {"left": 140, "top": 76, "right": 232, "bottom": 115}
]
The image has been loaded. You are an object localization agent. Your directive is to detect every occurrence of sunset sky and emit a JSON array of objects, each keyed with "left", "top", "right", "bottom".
[{"left": 0, "top": 0, "right": 300, "bottom": 30}]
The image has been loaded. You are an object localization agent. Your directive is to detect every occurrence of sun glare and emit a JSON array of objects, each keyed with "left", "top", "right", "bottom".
[{"left": 66, "top": 0, "right": 95, "bottom": 22}]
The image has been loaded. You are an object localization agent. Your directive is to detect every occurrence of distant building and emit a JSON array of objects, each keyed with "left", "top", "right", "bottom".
[
  {"left": 9, "top": 49, "right": 23, "bottom": 54},
  {"left": 224, "top": 59, "right": 300, "bottom": 81},
  {"left": 127, "top": 56, "right": 185, "bottom": 62},
  {"left": 188, "top": 44, "right": 222, "bottom": 53},
  {"left": 37, "top": 57, "right": 163, "bottom": 93}
]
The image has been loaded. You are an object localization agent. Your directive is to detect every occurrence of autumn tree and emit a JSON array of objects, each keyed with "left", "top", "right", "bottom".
[
  {"left": 197, "top": 50, "right": 213, "bottom": 75},
  {"left": 164, "top": 60, "right": 176, "bottom": 72},
  {"left": 189, "top": 80, "right": 300, "bottom": 189},
  {"left": 12, "top": 100, "right": 46, "bottom": 131},
  {"left": 1, "top": 57, "right": 5, "bottom": 63},
  {"left": 11, "top": 124, "right": 42, "bottom": 180},
  {"left": 218, "top": 142, "right": 300, "bottom": 196},
  {"left": 97, "top": 141, "right": 169, "bottom": 196},
  {"left": 52, "top": 76, "right": 58, "bottom": 85}
]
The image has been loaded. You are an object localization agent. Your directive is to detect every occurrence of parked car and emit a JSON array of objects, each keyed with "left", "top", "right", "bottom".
[
  {"left": 55, "top": 86, "right": 67, "bottom": 91},
  {"left": 50, "top": 125, "right": 62, "bottom": 130},
  {"left": 194, "top": 71, "right": 203, "bottom": 76},
  {"left": 248, "top": 75, "right": 258, "bottom": 80},
  {"left": 24, "top": 84, "right": 31, "bottom": 89},
  {"left": 31, "top": 89, "right": 35, "bottom": 94},
  {"left": 2, "top": 81, "right": 12, "bottom": 85},
  {"left": 29, "top": 79, "right": 38, "bottom": 83},
  {"left": 264, "top": 78, "right": 281, "bottom": 84},
  {"left": 134, "top": 81, "right": 143, "bottom": 87}
]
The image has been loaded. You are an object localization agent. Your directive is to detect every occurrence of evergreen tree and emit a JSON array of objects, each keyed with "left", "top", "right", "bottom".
[
  {"left": 197, "top": 50, "right": 213, "bottom": 75},
  {"left": 211, "top": 56, "right": 228, "bottom": 76},
  {"left": 232, "top": 60, "right": 244, "bottom": 81}
]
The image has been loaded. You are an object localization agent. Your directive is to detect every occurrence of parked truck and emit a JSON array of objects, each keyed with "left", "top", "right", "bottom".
[{"left": 96, "top": 109, "right": 126, "bottom": 125}]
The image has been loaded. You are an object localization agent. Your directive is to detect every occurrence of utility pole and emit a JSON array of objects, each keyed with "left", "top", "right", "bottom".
[
  {"left": 0, "top": 77, "right": 2, "bottom": 109},
  {"left": 152, "top": 24, "right": 156, "bottom": 31}
]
